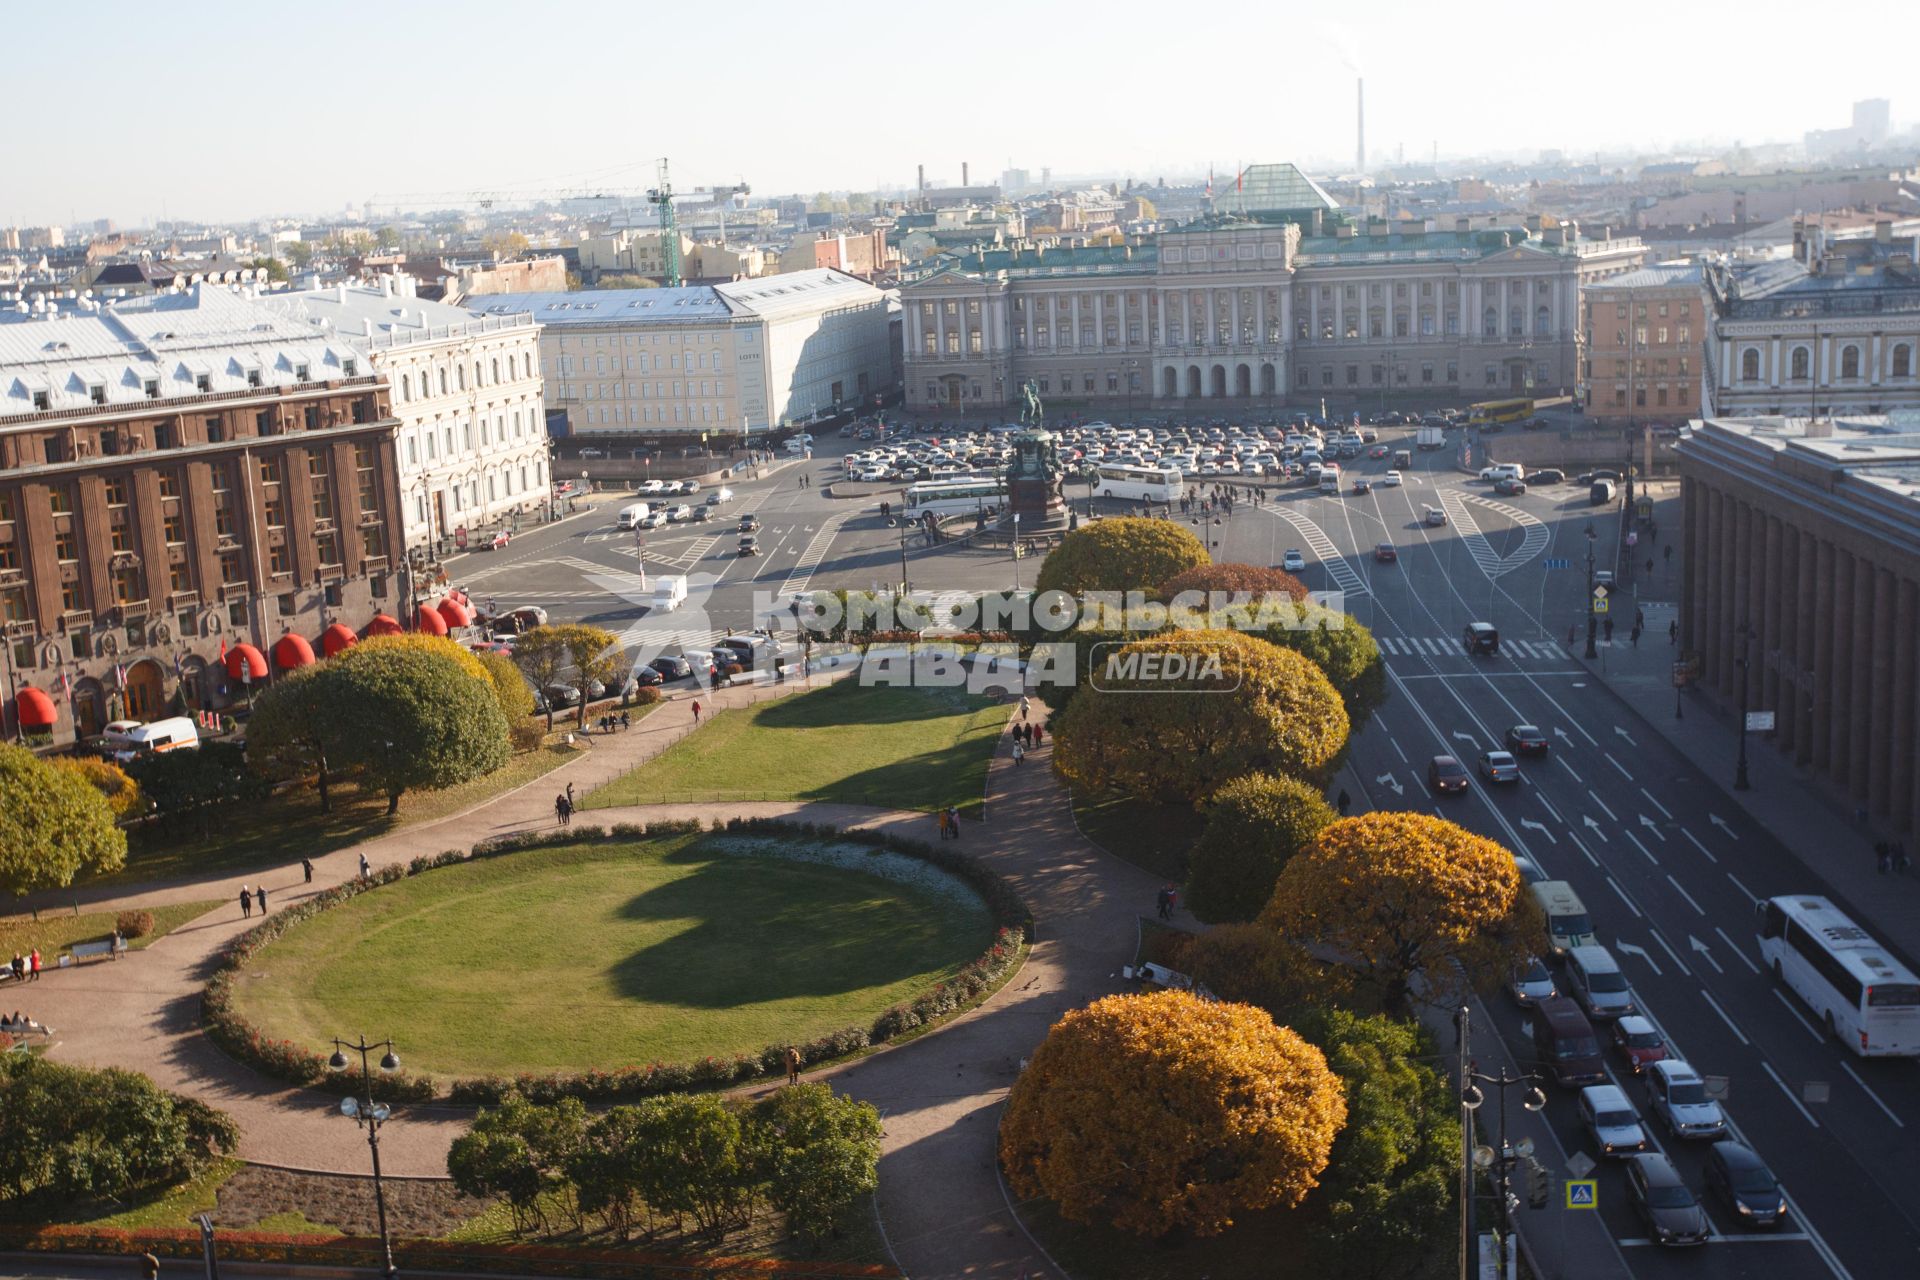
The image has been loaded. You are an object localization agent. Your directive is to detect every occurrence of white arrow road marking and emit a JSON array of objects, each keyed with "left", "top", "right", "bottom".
[
  {"left": 1639, "top": 814, "right": 1668, "bottom": 842},
  {"left": 1689, "top": 934, "right": 1725, "bottom": 975},
  {"left": 1614, "top": 726, "right": 1638, "bottom": 746},
  {"left": 1553, "top": 727, "right": 1573, "bottom": 746},
  {"left": 1521, "top": 818, "right": 1557, "bottom": 844},
  {"left": 1710, "top": 814, "right": 1735, "bottom": 837},
  {"left": 1376, "top": 772, "right": 1405, "bottom": 797},
  {"left": 1452, "top": 731, "right": 1478, "bottom": 745},
  {"left": 1714, "top": 927, "right": 1761, "bottom": 974},
  {"left": 1616, "top": 939, "right": 1661, "bottom": 975},
  {"left": 1583, "top": 815, "right": 1610, "bottom": 843}
]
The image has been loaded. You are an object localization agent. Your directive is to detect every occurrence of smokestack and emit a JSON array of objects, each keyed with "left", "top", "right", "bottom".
[
  {"left": 962, "top": 161, "right": 969, "bottom": 187},
  {"left": 1356, "top": 79, "right": 1366, "bottom": 174},
  {"left": 918, "top": 164, "right": 925, "bottom": 195}
]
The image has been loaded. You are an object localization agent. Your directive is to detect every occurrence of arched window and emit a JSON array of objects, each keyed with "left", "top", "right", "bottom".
[
  {"left": 399, "top": 373, "right": 411, "bottom": 401},
  {"left": 1791, "top": 347, "right": 1810, "bottom": 380},
  {"left": 524, "top": 353, "right": 533, "bottom": 378},
  {"left": 438, "top": 368, "right": 448, "bottom": 395},
  {"left": 1895, "top": 344, "right": 1913, "bottom": 378},
  {"left": 1841, "top": 345, "right": 1860, "bottom": 379},
  {"left": 457, "top": 365, "right": 467, "bottom": 391},
  {"left": 492, "top": 358, "right": 500, "bottom": 384},
  {"left": 1740, "top": 348, "right": 1760, "bottom": 382},
  {"left": 1482, "top": 306, "right": 1499, "bottom": 338},
  {"left": 1535, "top": 305, "right": 1551, "bottom": 337},
  {"left": 474, "top": 362, "right": 483, "bottom": 387}
]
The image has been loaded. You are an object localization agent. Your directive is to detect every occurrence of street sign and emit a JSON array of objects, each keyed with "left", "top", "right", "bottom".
[
  {"left": 1565, "top": 1151, "right": 1596, "bottom": 1179},
  {"left": 1544, "top": 558, "right": 1571, "bottom": 570},
  {"left": 1702, "top": 1074, "right": 1730, "bottom": 1101},
  {"left": 1593, "top": 584, "right": 1610, "bottom": 601},
  {"left": 1594, "top": 598, "right": 1610, "bottom": 614},
  {"left": 1746, "top": 711, "right": 1777, "bottom": 732},
  {"left": 1627, "top": 530, "right": 1639, "bottom": 547},
  {"left": 1566, "top": 1180, "right": 1598, "bottom": 1210}
]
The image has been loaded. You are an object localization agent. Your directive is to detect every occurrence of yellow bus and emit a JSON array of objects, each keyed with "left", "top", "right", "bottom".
[{"left": 1468, "top": 398, "right": 1534, "bottom": 426}]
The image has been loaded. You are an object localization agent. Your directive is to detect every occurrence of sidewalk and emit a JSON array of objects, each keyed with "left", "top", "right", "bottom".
[{"left": 1570, "top": 481, "right": 1920, "bottom": 971}]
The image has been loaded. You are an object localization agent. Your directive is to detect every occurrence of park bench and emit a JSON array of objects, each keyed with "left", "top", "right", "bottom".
[
  {"left": 59, "top": 936, "right": 128, "bottom": 967},
  {"left": 0, "top": 1018, "right": 52, "bottom": 1039}
]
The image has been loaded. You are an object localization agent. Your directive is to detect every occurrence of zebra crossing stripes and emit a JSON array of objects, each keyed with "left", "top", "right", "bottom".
[
  {"left": 1436, "top": 489, "right": 1552, "bottom": 580},
  {"left": 780, "top": 512, "right": 851, "bottom": 597},
  {"left": 1267, "top": 508, "right": 1368, "bottom": 598},
  {"left": 1376, "top": 635, "right": 1570, "bottom": 660}
]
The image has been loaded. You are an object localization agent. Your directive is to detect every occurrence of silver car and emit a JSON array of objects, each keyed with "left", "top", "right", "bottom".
[
  {"left": 1579, "top": 1084, "right": 1650, "bottom": 1157},
  {"left": 1510, "top": 955, "right": 1557, "bottom": 1006},
  {"left": 1646, "top": 1060, "right": 1728, "bottom": 1139}
]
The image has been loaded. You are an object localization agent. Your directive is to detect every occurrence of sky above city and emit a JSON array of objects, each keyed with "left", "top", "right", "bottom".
[{"left": 3, "top": 0, "right": 1910, "bottom": 228}]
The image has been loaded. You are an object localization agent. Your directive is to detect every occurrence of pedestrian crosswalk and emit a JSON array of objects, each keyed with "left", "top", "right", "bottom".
[
  {"left": 1377, "top": 635, "right": 1572, "bottom": 660},
  {"left": 1439, "top": 490, "right": 1552, "bottom": 580},
  {"left": 1266, "top": 508, "right": 1369, "bottom": 598},
  {"left": 780, "top": 513, "right": 851, "bottom": 597}
]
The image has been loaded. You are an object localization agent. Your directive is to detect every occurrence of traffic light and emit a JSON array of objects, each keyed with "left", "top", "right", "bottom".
[{"left": 1525, "top": 1157, "right": 1550, "bottom": 1210}]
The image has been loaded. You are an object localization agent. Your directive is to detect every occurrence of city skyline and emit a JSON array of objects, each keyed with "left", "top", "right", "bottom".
[{"left": 1, "top": 0, "right": 1912, "bottom": 229}]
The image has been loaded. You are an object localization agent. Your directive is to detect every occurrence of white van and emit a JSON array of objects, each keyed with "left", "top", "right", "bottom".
[
  {"left": 616, "top": 503, "right": 650, "bottom": 530},
  {"left": 650, "top": 575, "right": 688, "bottom": 613},
  {"left": 1565, "top": 944, "right": 1637, "bottom": 1020},
  {"left": 108, "top": 716, "right": 200, "bottom": 763},
  {"left": 1531, "top": 881, "right": 1598, "bottom": 956},
  {"left": 706, "top": 487, "right": 733, "bottom": 506},
  {"left": 1318, "top": 463, "right": 1342, "bottom": 493},
  {"left": 1481, "top": 463, "right": 1526, "bottom": 482}
]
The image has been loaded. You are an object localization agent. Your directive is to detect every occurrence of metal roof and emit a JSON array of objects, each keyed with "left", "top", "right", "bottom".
[
  {"left": 469, "top": 270, "right": 884, "bottom": 328},
  {"left": 266, "top": 284, "right": 537, "bottom": 351},
  {"left": 1210, "top": 163, "right": 1341, "bottom": 216},
  {"left": 1587, "top": 263, "right": 1704, "bottom": 291}
]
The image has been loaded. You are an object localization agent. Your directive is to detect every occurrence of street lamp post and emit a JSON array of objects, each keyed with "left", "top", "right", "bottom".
[
  {"left": 1584, "top": 524, "right": 1599, "bottom": 659},
  {"left": 328, "top": 1036, "right": 402, "bottom": 1280},
  {"left": 1462, "top": 1064, "right": 1547, "bottom": 1258},
  {"left": 1734, "top": 620, "right": 1755, "bottom": 790},
  {"left": 1011, "top": 513, "right": 1022, "bottom": 592}
]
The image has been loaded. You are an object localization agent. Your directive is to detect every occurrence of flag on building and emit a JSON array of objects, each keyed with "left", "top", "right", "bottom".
[
  {"left": 1206, "top": 165, "right": 1213, "bottom": 198},
  {"left": 1237, "top": 164, "right": 1243, "bottom": 192},
  {"left": 113, "top": 662, "right": 126, "bottom": 689}
]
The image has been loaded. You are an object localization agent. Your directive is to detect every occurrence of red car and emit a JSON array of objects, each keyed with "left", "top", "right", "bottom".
[
  {"left": 1428, "top": 755, "right": 1470, "bottom": 794},
  {"left": 1612, "top": 1016, "right": 1669, "bottom": 1073},
  {"left": 1374, "top": 542, "right": 1398, "bottom": 563},
  {"left": 485, "top": 530, "right": 512, "bottom": 551},
  {"left": 1368, "top": 445, "right": 1391, "bottom": 459}
]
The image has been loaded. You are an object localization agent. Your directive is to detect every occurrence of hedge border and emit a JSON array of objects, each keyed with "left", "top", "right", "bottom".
[{"left": 202, "top": 818, "right": 1031, "bottom": 1106}]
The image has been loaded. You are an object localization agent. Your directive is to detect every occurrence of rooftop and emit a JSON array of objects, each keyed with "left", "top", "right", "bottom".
[
  {"left": 1587, "top": 263, "right": 1705, "bottom": 291},
  {"left": 1209, "top": 163, "right": 1341, "bottom": 217},
  {"left": 469, "top": 268, "right": 882, "bottom": 327},
  {"left": 1682, "top": 414, "right": 1920, "bottom": 541},
  {"left": 267, "top": 282, "right": 536, "bottom": 351}
]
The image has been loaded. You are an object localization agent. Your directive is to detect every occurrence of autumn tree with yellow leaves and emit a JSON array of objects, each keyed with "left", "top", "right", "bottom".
[
  {"left": 999, "top": 990, "right": 1347, "bottom": 1239},
  {"left": 1032, "top": 517, "right": 1209, "bottom": 600},
  {"left": 1261, "top": 812, "right": 1544, "bottom": 1013}
]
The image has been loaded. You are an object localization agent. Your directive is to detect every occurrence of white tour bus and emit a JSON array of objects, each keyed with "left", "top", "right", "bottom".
[
  {"left": 1094, "top": 464, "right": 1184, "bottom": 503},
  {"left": 1757, "top": 895, "right": 1920, "bottom": 1056},
  {"left": 903, "top": 478, "right": 1007, "bottom": 517}
]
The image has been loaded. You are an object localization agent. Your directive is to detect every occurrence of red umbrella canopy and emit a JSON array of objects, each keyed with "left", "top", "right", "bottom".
[
  {"left": 364, "top": 614, "right": 403, "bottom": 637},
  {"left": 273, "top": 633, "right": 316, "bottom": 670},
  {"left": 436, "top": 596, "right": 472, "bottom": 628},
  {"left": 16, "top": 687, "right": 57, "bottom": 728},
  {"left": 321, "top": 622, "right": 359, "bottom": 657},
  {"left": 225, "top": 643, "right": 269, "bottom": 680},
  {"left": 414, "top": 605, "right": 449, "bottom": 636}
]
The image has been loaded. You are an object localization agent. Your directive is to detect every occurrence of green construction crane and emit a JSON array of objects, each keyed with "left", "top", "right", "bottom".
[{"left": 648, "top": 157, "right": 682, "bottom": 288}]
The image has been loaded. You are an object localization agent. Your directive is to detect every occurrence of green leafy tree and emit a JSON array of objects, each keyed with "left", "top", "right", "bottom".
[
  {"left": 514, "top": 627, "right": 569, "bottom": 730},
  {"left": 628, "top": 1093, "right": 756, "bottom": 1237},
  {"left": 243, "top": 256, "right": 288, "bottom": 282},
  {"left": 1158, "top": 561, "right": 1308, "bottom": 604},
  {"left": 1051, "top": 629, "right": 1350, "bottom": 804},
  {"left": 1294, "top": 1010, "right": 1457, "bottom": 1279},
  {"left": 569, "top": 1105, "right": 652, "bottom": 1240},
  {"left": 283, "top": 241, "right": 314, "bottom": 270},
  {"left": 472, "top": 647, "right": 535, "bottom": 722},
  {"left": 447, "top": 1091, "right": 585, "bottom": 1234},
  {"left": 1185, "top": 773, "right": 1336, "bottom": 922},
  {"left": 246, "top": 664, "right": 343, "bottom": 813},
  {"left": 48, "top": 756, "right": 144, "bottom": 822},
  {"left": 1256, "top": 603, "right": 1389, "bottom": 735},
  {"left": 125, "top": 742, "right": 268, "bottom": 837},
  {"left": 1183, "top": 923, "right": 1351, "bottom": 1024},
  {"left": 0, "top": 743, "right": 126, "bottom": 901},
  {"left": 1032, "top": 517, "right": 1208, "bottom": 599},
  {"left": 554, "top": 624, "right": 624, "bottom": 727},
  {"left": 375, "top": 225, "right": 401, "bottom": 250},
  {"left": 746, "top": 1084, "right": 883, "bottom": 1244},
  {"left": 328, "top": 640, "right": 511, "bottom": 813}
]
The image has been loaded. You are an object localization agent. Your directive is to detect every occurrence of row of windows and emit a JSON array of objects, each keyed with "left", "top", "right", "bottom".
[
  {"left": 395, "top": 351, "right": 535, "bottom": 404},
  {"left": 556, "top": 331, "right": 728, "bottom": 348},
  {"left": 577, "top": 403, "right": 725, "bottom": 426},
  {"left": 412, "top": 461, "right": 546, "bottom": 526},
  {"left": 1296, "top": 360, "right": 1549, "bottom": 388},
  {"left": 552, "top": 350, "right": 722, "bottom": 376},
  {"left": 1610, "top": 385, "right": 1692, "bottom": 408},
  {"left": 1609, "top": 325, "right": 1693, "bottom": 347},
  {"left": 574, "top": 380, "right": 722, "bottom": 400},
  {"left": 401, "top": 409, "right": 536, "bottom": 469},
  {"left": 1739, "top": 343, "right": 1914, "bottom": 382}
]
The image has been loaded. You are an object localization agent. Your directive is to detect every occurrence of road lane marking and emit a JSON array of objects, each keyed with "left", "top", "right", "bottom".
[
  {"left": 1588, "top": 789, "right": 1618, "bottom": 821},
  {"left": 1389, "top": 735, "right": 1409, "bottom": 764},
  {"left": 1623, "top": 830, "right": 1660, "bottom": 866},
  {"left": 1725, "top": 873, "right": 1759, "bottom": 904},
  {"left": 1665, "top": 874, "right": 1706, "bottom": 916},
  {"left": 1606, "top": 877, "right": 1643, "bottom": 917},
  {"left": 1761, "top": 1061, "right": 1821, "bottom": 1127},
  {"left": 1701, "top": 991, "right": 1749, "bottom": 1045},
  {"left": 1715, "top": 926, "right": 1761, "bottom": 975},
  {"left": 1568, "top": 831, "right": 1600, "bottom": 869},
  {"left": 1640, "top": 788, "right": 1674, "bottom": 820},
  {"left": 1536, "top": 793, "right": 1563, "bottom": 824},
  {"left": 1603, "top": 751, "right": 1634, "bottom": 780},
  {"left": 1681, "top": 826, "right": 1719, "bottom": 865},
  {"left": 1557, "top": 757, "right": 1583, "bottom": 784},
  {"left": 1650, "top": 929, "right": 1693, "bottom": 977},
  {"left": 1839, "top": 1062, "right": 1905, "bottom": 1128},
  {"left": 1618, "top": 1235, "right": 1813, "bottom": 1247},
  {"left": 1771, "top": 989, "right": 1825, "bottom": 1044}
]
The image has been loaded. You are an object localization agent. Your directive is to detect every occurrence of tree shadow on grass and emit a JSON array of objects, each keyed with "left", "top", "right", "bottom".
[
  {"left": 788, "top": 732, "right": 1002, "bottom": 814},
  {"left": 754, "top": 680, "right": 995, "bottom": 730},
  {"left": 607, "top": 851, "right": 987, "bottom": 1010}
]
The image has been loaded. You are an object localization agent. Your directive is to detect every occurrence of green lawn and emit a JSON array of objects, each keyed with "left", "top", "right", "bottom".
[
  {"left": 1070, "top": 790, "right": 1198, "bottom": 882},
  {"left": 585, "top": 680, "right": 1007, "bottom": 815},
  {"left": 229, "top": 834, "right": 993, "bottom": 1078},
  {"left": 0, "top": 898, "right": 221, "bottom": 961},
  {"left": 98, "top": 735, "right": 600, "bottom": 888}
]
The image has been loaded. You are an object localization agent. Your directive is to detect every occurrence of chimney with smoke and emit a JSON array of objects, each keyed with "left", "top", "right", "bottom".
[{"left": 1356, "top": 78, "right": 1366, "bottom": 174}]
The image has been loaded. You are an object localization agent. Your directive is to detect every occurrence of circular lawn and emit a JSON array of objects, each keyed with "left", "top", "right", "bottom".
[{"left": 229, "top": 834, "right": 994, "bottom": 1078}]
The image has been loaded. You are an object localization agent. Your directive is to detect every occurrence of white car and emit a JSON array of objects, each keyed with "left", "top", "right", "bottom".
[
  {"left": 1646, "top": 1061, "right": 1728, "bottom": 1139},
  {"left": 1580, "top": 1084, "right": 1651, "bottom": 1158},
  {"left": 1509, "top": 955, "right": 1556, "bottom": 1006},
  {"left": 639, "top": 510, "right": 668, "bottom": 528},
  {"left": 1478, "top": 466, "right": 1505, "bottom": 481},
  {"left": 665, "top": 504, "right": 695, "bottom": 522},
  {"left": 639, "top": 479, "right": 666, "bottom": 495},
  {"left": 1382, "top": 470, "right": 1404, "bottom": 487},
  {"left": 1281, "top": 549, "right": 1307, "bottom": 572}
]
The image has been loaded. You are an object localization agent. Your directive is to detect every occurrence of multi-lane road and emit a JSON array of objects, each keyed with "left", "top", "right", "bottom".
[{"left": 458, "top": 432, "right": 1918, "bottom": 1278}]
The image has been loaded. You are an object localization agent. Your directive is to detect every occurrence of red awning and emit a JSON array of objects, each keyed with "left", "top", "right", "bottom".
[
  {"left": 320, "top": 622, "right": 359, "bottom": 657},
  {"left": 16, "top": 687, "right": 57, "bottom": 728},
  {"left": 364, "top": 614, "right": 403, "bottom": 637},
  {"left": 436, "top": 596, "right": 472, "bottom": 628},
  {"left": 225, "top": 643, "right": 268, "bottom": 681},
  {"left": 414, "top": 605, "right": 448, "bottom": 636},
  {"left": 273, "top": 633, "right": 316, "bottom": 670}
]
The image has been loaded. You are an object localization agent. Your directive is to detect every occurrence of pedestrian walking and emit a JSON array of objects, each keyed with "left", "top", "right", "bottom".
[
  {"left": 1603, "top": 617, "right": 1615, "bottom": 642},
  {"left": 784, "top": 1045, "right": 803, "bottom": 1085},
  {"left": 1164, "top": 883, "right": 1178, "bottom": 916},
  {"left": 302, "top": 858, "right": 314, "bottom": 884},
  {"left": 936, "top": 808, "right": 950, "bottom": 840},
  {"left": 1877, "top": 842, "right": 1892, "bottom": 874},
  {"left": 1336, "top": 789, "right": 1351, "bottom": 816},
  {"left": 141, "top": 1250, "right": 161, "bottom": 1280},
  {"left": 28, "top": 948, "right": 40, "bottom": 981},
  {"left": 1032, "top": 722, "right": 1043, "bottom": 746},
  {"left": 621, "top": 711, "right": 630, "bottom": 731},
  {"left": 566, "top": 780, "right": 575, "bottom": 809},
  {"left": 1155, "top": 886, "right": 1171, "bottom": 920},
  {"left": 1019, "top": 695, "right": 1030, "bottom": 721},
  {"left": 946, "top": 805, "right": 961, "bottom": 839},
  {"left": 1630, "top": 624, "right": 1642, "bottom": 648},
  {"left": 692, "top": 699, "right": 703, "bottom": 724},
  {"left": 1635, "top": 607, "right": 1646, "bottom": 630},
  {"left": 1012, "top": 740, "right": 1026, "bottom": 766},
  {"left": 1898, "top": 842, "right": 1913, "bottom": 875},
  {"left": 555, "top": 794, "right": 569, "bottom": 826},
  {"left": 256, "top": 886, "right": 267, "bottom": 916},
  {"left": 8, "top": 953, "right": 22, "bottom": 984},
  {"left": 358, "top": 853, "right": 370, "bottom": 880},
  {"left": 238, "top": 884, "right": 252, "bottom": 917},
  {"left": 1669, "top": 620, "right": 1678, "bottom": 645}
]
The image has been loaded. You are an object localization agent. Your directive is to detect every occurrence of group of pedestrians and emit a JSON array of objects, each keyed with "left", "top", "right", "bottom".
[
  {"left": 935, "top": 805, "right": 964, "bottom": 839},
  {"left": 555, "top": 780, "right": 577, "bottom": 827},
  {"left": 237, "top": 884, "right": 267, "bottom": 917},
  {"left": 1875, "top": 840, "right": 1912, "bottom": 875},
  {"left": 591, "top": 711, "right": 632, "bottom": 735},
  {"left": 7, "top": 950, "right": 41, "bottom": 982},
  {"left": 1155, "top": 883, "right": 1179, "bottom": 920}
]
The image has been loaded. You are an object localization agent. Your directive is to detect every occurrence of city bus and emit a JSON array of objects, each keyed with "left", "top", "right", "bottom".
[
  {"left": 1757, "top": 895, "right": 1920, "bottom": 1056},
  {"left": 1093, "top": 464, "right": 1184, "bottom": 504},
  {"left": 903, "top": 478, "right": 1006, "bottom": 517},
  {"left": 1468, "top": 398, "right": 1534, "bottom": 426}
]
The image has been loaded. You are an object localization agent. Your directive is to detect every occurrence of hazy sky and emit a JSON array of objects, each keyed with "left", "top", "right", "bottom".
[{"left": 2, "top": 0, "right": 1908, "bottom": 228}]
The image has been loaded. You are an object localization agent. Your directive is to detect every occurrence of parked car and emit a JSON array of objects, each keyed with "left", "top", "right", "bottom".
[
  {"left": 1579, "top": 1084, "right": 1650, "bottom": 1157},
  {"left": 1510, "top": 955, "right": 1557, "bottom": 1006},
  {"left": 1506, "top": 724, "right": 1550, "bottom": 756},
  {"left": 1646, "top": 1060, "right": 1727, "bottom": 1139},
  {"left": 1531, "top": 468, "right": 1567, "bottom": 484},
  {"left": 630, "top": 665, "right": 664, "bottom": 687},
  {"left": 1612, "top": 1015, "right": 1669, "bottom": 1074},
  {"left": 1512, "top": 853, "right": 1546, "bottom": 883},
  {"left": 484, "top": 530, "right": 511, "bottom": 551},
  {"left": 541, "top": 684, "right": 580, "bottom": 709},
  {"left": 1479, "top": 749, "right": 1520, "bottom": 783},
  {"left": 1704, "top": 1141, "right": 1787, "bottom": 1228},
  {"left": 1374, "top": 542, "right": 1398, "bottom": 563},
  {"left": 1626, "top": 1154, "right": 1711, "bottom": 1247},
  {"left": 1428, "top": 755, "right": 1470, "bottom": 794},
  {"left": 1281, "top": 549, "right": 1307, "bottom": 572},
  {"left": 1493, "top": 477, "right": 1529, "bottom": 496},
  {"left": 649, "top": 655, "right": 694, "bottom": 680}
]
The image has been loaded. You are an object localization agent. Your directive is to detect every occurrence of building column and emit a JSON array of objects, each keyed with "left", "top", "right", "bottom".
[
  {"left": 1093, "top": 293, "right": 1105, "bottom": 352},
  {"left": 1775, "top": 524, "right": 1800, "bottom": 754},
  {"left": 1869, "top": 567, "right": 1897, "bottom": 815},
  {"left": 1893, "top": 579, "right": 1918, "bottom": 828},
  {"left": 1827, "top": 550, "right": 1854, "bottom": 778},
  {"left": 1769, "top": 338, "right": 1781, "bottom": 390},
  {"left": 1701, "top": 486, "right": 1723, "bottom": 683},
  {"left": 1793, "top": 529, "right": 1818, "bottom": 765},
  {"left": 1679, "top": 477, "right": 1699, "bottom": 654},
  {"left": 1810, "top": 540, "right": 1836, "bottom": 772},
  {"left": 1849, "top": 556, "right": 1876, "bottom": 803},
  {"left": 1722, "top": 497, "right": 1751, "bottom": 698},
  {"left": 1332, "top": 285, "right": 1342, "bottom": 344},
  {"left": 1760, "top": 515, "right": 1784, "bottom": 721}
]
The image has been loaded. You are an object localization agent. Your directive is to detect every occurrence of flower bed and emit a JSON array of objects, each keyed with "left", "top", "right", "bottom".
[{"left": 203, "top": 818, "right": 1029, "bottom": 1107}]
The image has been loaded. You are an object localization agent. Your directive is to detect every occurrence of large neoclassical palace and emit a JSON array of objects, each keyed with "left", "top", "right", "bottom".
[{"left": 902, "top": 164, "right": 1647, "bottom": 413}]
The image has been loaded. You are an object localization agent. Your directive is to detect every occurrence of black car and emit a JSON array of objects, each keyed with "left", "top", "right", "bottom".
[
  {"left": 1506, "top": 724, "right": 1550, "bottom": 756},
  {"left": 737, "top": 515, "right": 760, "bottom": 532},
  {"left": 1493, "top": 477, "right": 1528, "bottom": 496},
  {"left": 649, "top": 655, "right": 693, "bottom": 680},
  {"left": 1429, "top": 755, "right": 1470, "bottom": 794},
  {"left": 1625, "top": 1154, "right": 1710, "bottom": 1247},
  {"left": 1521, "top": 416, "right": 1549, "bottom": 430},
  {"left": 631, "top": 665, "right": 664, "bottom": 687},
  {"left": 1530, "top": 468, "right": 1567, "bottom": 485},
  {"left": 541, "top": 683, "right": 580, "bottom": 709},
  {"left": 1464, "top": 622, "right": 1500, "bottom": 655},
  {"left": 1704, "top": 1141, "right": 1786, "bottom": 1229}
]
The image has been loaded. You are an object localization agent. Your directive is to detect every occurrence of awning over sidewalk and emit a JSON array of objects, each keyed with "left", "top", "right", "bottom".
[
  {"left": 414, "top": 605, "right": 448, "bottom": 636},
  {"left": 436, "top": 597, "right": 472, "bottom": 629},
  {"left": 273, "top": 634, "right": 316, "bottom": 670},
  {"left": 224, "top": 643, "right": 268, "bottom": 681},
  {"left": 320, "top": 622, "right": 359, "bottom": 657},
  {"left": 364, "top": 614, "right": 403, "bottom": 637},
  {"left": 15, "top": 687, "right": 57, "bottom": 728}
]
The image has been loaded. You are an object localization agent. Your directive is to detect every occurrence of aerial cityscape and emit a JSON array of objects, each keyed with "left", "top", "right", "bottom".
[{"left": 3, "top": 6, "right": 1919, "bottom": 1279}]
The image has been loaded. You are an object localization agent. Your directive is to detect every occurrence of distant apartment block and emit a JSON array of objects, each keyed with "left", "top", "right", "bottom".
[{"left": 1582, "top": 264, "right": 1707, "bottom": 422}]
